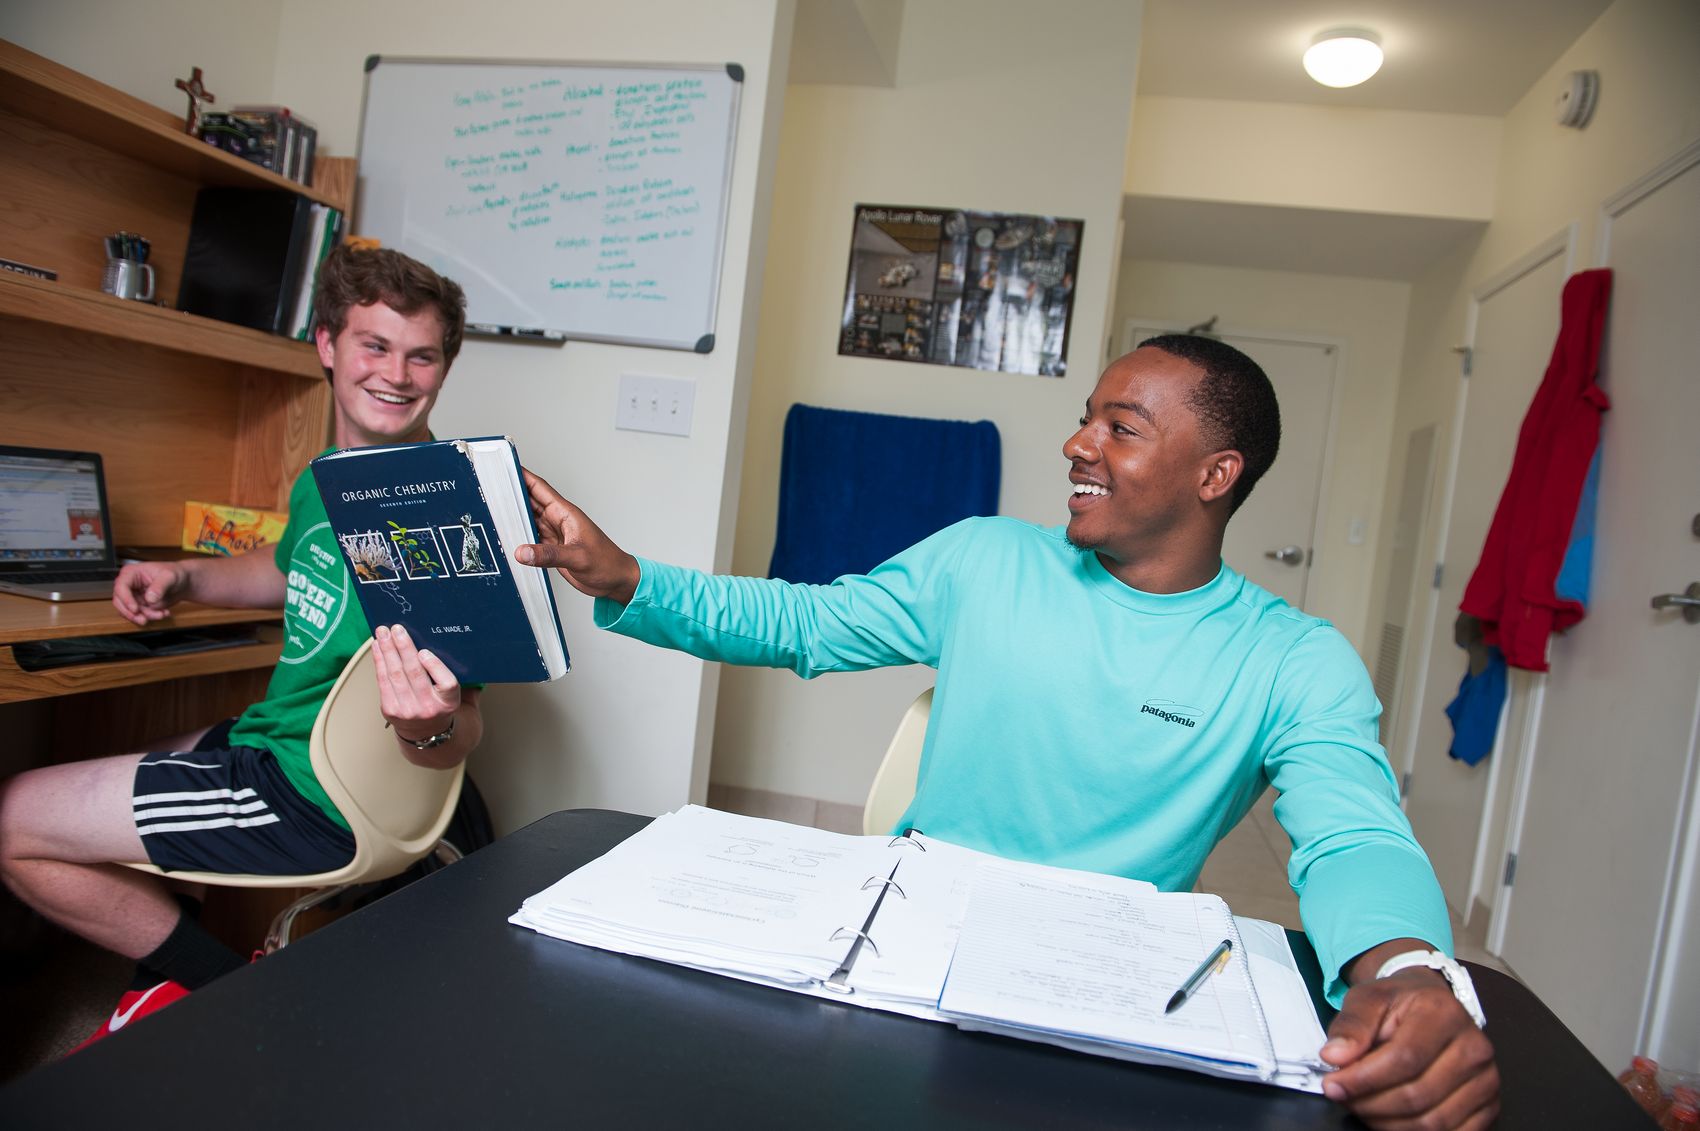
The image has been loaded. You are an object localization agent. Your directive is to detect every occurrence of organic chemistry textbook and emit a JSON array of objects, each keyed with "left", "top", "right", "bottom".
[{"left": 311, "top": 437, "right": 568, "bottom": 684}]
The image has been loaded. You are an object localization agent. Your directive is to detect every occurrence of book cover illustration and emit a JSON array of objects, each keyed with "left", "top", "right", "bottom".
[{"left": 311, "top": 441, "right": 559, "bottom": 684}]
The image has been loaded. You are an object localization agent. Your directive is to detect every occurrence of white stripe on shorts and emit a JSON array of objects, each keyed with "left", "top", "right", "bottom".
[
  {"left": 136, "top": 812, "right": 283, "bottom": 836},
  {"left": 134, "top": 787, "right": 258, "bottom": 806},
  {"left": 136, "top": 799, "right": 272, "bottom": 821},
  {"left": 137, "top": 757, "right": 226, "bottom": 770}
]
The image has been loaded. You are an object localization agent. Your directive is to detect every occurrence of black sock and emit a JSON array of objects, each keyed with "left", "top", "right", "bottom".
[
  {"left": 129, "top": 894, "right": 211, "bottom": 989},
  {"left": 135, "top": 909, "right": 245, "bottom": 991}
]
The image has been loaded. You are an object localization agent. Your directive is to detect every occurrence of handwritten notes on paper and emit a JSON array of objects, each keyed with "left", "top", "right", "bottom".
[
  {"left": 939, "top": 864, "right": 1276, "bottom": 1076},
  {"left": 358, "top": 59, "right": 741, "bottom": 348}
]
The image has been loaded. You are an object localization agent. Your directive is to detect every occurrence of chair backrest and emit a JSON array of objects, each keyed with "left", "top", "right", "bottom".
[
  {"left": 862, "top": 687, "right": 932, "bottom": 835},
  {"left": 307, "top": 638, "right": 465, "bottom": 881}
]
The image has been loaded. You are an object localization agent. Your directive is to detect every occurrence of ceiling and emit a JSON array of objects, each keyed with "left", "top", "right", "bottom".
[
  {"left": 1136, "top": 0, "right": 1614, "bottom": 116},
  {"left": 789, "top": 1, "right": 1618, "bottom": 280},
  {"left": 1127, "top": 0, "right": 1614, "bottom": 279}
]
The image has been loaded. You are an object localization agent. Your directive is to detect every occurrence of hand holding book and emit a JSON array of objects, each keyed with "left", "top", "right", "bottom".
[{"left": 514, "top": 468, "right": 642, "bottom": 606}]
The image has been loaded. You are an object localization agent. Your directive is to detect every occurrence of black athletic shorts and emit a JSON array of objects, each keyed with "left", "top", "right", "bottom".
[{"left": 132, "top": 719, "right": 355, "bottom": 875}]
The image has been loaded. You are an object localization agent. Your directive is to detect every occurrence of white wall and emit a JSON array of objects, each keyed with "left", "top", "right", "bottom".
[
  {"left": 269, "top": 0, "right": 793, "bottom": 831},
  {"left": 710, "top": 0, "right": 1143, "bottom": 808},
  {"left": 6, "top": 0, "right": 796, "bottom": 833},
  {"left": 1110, "top": 260, "right": 1413, "bottom": 659},
  {"left": 0, "top": 0, "right": 282, "bottom": 115},
  {"left": 1127, "top": 97, "right": 1500, "bottom": 221}
]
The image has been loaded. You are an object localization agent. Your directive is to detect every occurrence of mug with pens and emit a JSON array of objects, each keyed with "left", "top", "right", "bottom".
[{"left": 101, "top": 231, "right": 154, "bottom": 302}]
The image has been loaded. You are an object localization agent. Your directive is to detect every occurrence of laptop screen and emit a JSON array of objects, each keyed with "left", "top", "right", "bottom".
[{"left": 0, "top": 447, "right": 116, "bottom": 570}]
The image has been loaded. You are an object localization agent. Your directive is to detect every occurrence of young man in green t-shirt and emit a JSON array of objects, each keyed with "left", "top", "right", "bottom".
[{"left": 0, "top": 246, "right": 482, "bottom": 1042}]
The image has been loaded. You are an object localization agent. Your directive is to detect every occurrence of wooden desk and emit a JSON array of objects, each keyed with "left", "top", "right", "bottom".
[
  {"left": 0, "top": 591, "right": 282, "bottom": 767},
  {"left": 0, "top": 810, "right": 1650, "bottom": 1129},
  {"left": 0, "top": 592, "right": 283, "bottom": 705}
]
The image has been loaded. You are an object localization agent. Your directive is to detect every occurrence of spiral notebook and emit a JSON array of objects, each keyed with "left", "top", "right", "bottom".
[{"left": 510, "top": 806, "right": 1330, "bottom": 1091}]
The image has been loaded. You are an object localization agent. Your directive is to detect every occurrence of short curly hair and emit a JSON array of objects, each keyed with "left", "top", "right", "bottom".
[
  {"left": 1139, "top": 333, "right": 1281, "bottom": 515},
  {"left": 312, "top": 245, "right": 467, "bottom": 376}
]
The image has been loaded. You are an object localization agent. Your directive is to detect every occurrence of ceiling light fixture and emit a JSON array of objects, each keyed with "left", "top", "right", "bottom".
[{"left": 1303, "top": 28, "right": 1383, "bottom": 88}]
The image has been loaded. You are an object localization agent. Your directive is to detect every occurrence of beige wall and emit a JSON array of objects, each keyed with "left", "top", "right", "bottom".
[
  {"left": 5, "top": 0, "right": 796, "bottom": 833},
  {"left": 0, "top": 0, "right": 282, "bottom": 114},
  {"left": 1111, "top": 259, "right": 1414, "bottom": 659},
  {"left": 710, "top": 0, "right": 1144, "bottom": 807},
  {"left": 1128, "top": 97, "right": 1501, "bottom": 220}
]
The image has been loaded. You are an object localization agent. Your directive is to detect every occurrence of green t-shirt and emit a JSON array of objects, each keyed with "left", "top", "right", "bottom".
[{"left": 226, "top": 456, "right": 364, "bottom": 829}]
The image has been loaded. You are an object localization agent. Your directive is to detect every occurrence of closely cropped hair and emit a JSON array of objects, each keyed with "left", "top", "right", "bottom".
[
  {"left": 1139, "top": 333, "right": 1281, "bottom": 514},
  {"left": 312, "top": 245, "right": 467, "bottom": 374}
]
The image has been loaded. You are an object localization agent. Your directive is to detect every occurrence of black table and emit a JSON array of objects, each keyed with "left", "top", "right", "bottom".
[{"left": 0, "top": 810, "right": 1649, "bottom": 1128}]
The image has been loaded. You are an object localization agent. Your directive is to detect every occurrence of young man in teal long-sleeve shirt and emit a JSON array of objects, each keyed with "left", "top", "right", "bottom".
[{"left": 516, "top": 335, "right": 1500, "bottom": 1131}]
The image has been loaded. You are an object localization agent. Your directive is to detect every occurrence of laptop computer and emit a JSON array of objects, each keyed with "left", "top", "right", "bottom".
[{"left": 0, "top": 445, "right": 122, "bottom": 602}]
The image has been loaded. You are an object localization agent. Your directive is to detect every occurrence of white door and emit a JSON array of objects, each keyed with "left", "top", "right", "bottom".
[
  {"left": 1397, "top": 238, "right": 1569, "bottom": 909},
  {"left": 1497, "top": 149, "right": 1700, "bottom": 1068},
  {"left": 1124, "top": 323, "right": 1335, "bottom": 608}
]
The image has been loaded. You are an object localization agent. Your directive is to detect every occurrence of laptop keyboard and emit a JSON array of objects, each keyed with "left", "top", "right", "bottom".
[{"left": 5, "top": 568, "right": 120, "bottom": 584}]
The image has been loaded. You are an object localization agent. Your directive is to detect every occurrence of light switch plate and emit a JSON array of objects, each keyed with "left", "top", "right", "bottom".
[{"left": 615, "top": 375, "right": 695, "bottom": 437}]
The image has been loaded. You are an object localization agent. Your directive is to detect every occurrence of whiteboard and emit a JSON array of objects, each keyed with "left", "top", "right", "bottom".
[{"left": 357, "top": 56, "right": 742, "bottom": 351}]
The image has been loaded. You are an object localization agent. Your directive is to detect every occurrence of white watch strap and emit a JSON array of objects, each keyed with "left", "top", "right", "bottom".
[{"left": 1375, "top": 949, "right": 1487, "bottom": 1028}]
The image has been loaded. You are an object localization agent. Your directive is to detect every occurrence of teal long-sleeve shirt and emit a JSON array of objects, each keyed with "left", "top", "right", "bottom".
[{"left": 594, "top": 517, "right": 1451, "bottom": 1004}]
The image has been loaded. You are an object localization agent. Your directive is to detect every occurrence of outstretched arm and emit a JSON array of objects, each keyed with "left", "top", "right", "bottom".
[
  {"left": 513, "top": 469, "right": 641, "bottom": 604},
  {"left": 1320, "top": 939, "right": 1499, "bottom": 1130},
  {"left": 112, "top": 550, "right": 286, "bottom": 625}
]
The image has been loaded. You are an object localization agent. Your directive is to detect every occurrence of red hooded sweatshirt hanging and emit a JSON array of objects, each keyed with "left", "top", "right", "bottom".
[{"left": 1459, "top": 268, "right": 1612, "bottom": 671}]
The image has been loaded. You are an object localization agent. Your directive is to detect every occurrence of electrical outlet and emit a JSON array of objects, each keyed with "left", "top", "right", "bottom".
[{"left": 615, "top": 375, "right": 695, "bottom": 437}]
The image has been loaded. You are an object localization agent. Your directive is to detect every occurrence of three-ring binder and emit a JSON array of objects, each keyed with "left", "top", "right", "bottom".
[
  {"left": 828, "top": 926, "right": 882, "bottom": 958},
  {"left": 861, "top": 875, "right": 907, "bottom": 899}
]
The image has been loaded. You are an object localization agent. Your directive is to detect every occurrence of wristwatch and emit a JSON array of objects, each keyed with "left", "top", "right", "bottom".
[
  {"left": 397, "top": 715, "right": 456, "bottom": 751},
  {"left": 1375, "top": 949, "right": 1487, "bottom": 1028}
]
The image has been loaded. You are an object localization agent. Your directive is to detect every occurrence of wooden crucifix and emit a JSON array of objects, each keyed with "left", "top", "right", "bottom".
[{"left": 174, "top": 67, "right": 215, "bottom": 136}]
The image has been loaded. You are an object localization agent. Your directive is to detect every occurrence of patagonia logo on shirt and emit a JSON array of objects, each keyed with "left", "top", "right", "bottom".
[{"left": 1140, "top": 699, "right": 1202, "bottom": 728}]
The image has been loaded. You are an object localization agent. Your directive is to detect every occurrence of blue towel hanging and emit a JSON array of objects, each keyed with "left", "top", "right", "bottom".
[{"left": 768, "top": 404, "right": 1001, "bottom": 585}]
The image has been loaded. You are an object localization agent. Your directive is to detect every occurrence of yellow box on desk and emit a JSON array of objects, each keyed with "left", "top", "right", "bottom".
[{"left": 182, "top": 501, "right": 288, "bottom": 557}]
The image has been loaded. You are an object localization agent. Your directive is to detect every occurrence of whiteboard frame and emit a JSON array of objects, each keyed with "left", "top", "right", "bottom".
[{"left": 355, "top": 54, "right": 744, "bottom": 352}]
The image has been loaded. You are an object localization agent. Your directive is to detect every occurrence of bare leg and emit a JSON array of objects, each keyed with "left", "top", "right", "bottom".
[{"left": 0, "top": 753, "right": 179, "bottom": 959}]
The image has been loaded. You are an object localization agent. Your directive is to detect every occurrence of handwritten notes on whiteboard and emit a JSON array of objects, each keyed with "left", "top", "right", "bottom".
[{"left": 357, "top": 58, "right": 742, "bottom": 350}]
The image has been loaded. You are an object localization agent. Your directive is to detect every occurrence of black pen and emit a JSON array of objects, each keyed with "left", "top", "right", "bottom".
[{"left": 1164, "top": 938, "right": 1232, "bottom": 1014}]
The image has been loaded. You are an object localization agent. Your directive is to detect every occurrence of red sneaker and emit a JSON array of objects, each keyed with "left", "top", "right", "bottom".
[{"left": 70, "top": 980, "right": 190, "bottom": 1052}]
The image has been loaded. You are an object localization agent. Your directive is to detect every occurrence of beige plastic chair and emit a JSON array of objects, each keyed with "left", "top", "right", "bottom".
[
  {"left": 861, "top": 687, "right": 933, "bottom": 835},
  {"left": 123, "top": 638, "right": 465, "bottom": 951}
]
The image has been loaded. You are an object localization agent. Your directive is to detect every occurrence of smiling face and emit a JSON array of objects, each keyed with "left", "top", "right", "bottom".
[
  {"left": 1063, "top": 346, "right": 1243, "bottom": 592},
  {"left": 317, "top": 301, "right": 450, "bottom": 449}
]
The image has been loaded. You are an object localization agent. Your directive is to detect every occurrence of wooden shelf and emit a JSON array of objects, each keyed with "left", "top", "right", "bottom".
[
  {"left": 0, "top": 40, "right": 349, "bottom": 212},
  {"left": 0, "top": 270, "right": 325, "bottom": 379}
]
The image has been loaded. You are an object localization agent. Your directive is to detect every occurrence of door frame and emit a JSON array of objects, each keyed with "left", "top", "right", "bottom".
[
  {"left": 1387, "top": 224, "right": 1578, "bottom": 931},
  {"left": 1120, "top": 318, "right": 1346, "bottom": 613}
]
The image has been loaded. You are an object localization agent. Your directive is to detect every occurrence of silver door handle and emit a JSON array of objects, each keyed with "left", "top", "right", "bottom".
[
  {"left": 1651, "top": 583, "right": 1700, "bottom": 624},
  {"left": 1264, "top": 545, "right": 1304, "bottom": 566}
]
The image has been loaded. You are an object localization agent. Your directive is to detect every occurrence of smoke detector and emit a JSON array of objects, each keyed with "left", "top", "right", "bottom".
[{"left": 1556, "top": 70, "right": 1599, "bottom": 129}]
